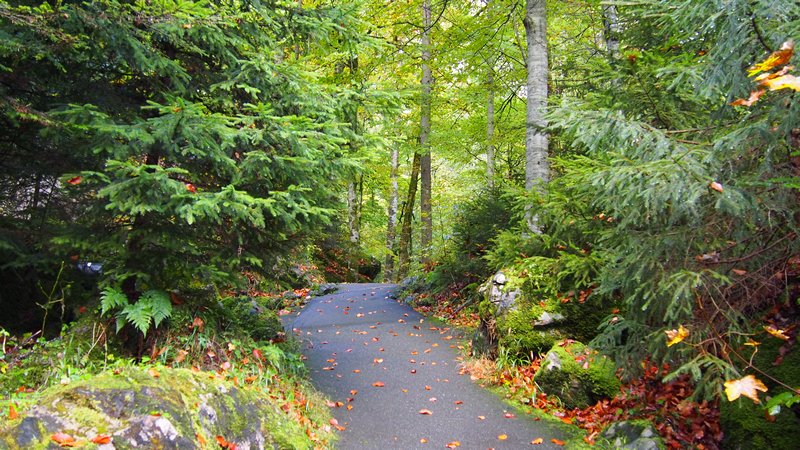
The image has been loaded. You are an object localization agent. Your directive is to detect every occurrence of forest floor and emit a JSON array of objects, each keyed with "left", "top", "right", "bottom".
[{"left": 284, "top": 283, "right": 573, "bottom": 449}]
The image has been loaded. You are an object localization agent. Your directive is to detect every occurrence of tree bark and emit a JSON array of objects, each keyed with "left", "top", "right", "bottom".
[
  {"left": 523, "top": 0, "right": 549, "bottom": 233},
  {"left": 398, "top": 152, "right": 421, "bottom": 280},
  {"left": 602, "top": 4, "right": 620, "bottom": 58},
  {"left": 419, "top": 0, "right": 433, "bottom": 263},
  {"left": 344, "top": 54, "right": 361, "bottom": 245},
  {"left": 347, "top": 181, "right": 360, "bottom": 244},
  {"left": 486, "top": 68, "right": 496, "bottom": 189},
  {"left": 384, "top": 144, "right": 399, "bottom": 280}
]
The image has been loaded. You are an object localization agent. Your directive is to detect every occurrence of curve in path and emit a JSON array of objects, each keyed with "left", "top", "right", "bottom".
[{"left": 286, "top": 283, "right": 566, "bottom": 449}]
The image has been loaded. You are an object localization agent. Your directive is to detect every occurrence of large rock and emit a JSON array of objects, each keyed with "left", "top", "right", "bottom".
[
  {"left": 534, "top": 341, "right": 620, "bottom": 409},
  {"left": 0, "top": 368, "right": 332, "bottom": 449},
  {"left": 478, "top": 271, "right": 521, "bottom": 313},
  {"left": 602, "top": 421, "right": 665, "bottom": 450}
]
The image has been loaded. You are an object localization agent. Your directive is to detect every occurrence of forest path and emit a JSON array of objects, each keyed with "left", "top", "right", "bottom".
[{"left": 286, "top": 283, "right": 566, "bottom": 449}]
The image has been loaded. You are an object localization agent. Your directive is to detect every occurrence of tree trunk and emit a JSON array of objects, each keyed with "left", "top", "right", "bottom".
[
  {"left": 397, "top": 152, "right": 421, "bottom": 280},
  {"left": 347, "top": 181, "right": 360, "bottom": 244},
  {"left": 602, "top": 4, "right": 620, "bottom": 58},
  {"left": 487, "top": 68, "right": 496, "bottom": 189},
  {"left": 523, "top": 0, "right": 549, "bottom": 233},
  {"left": 384, "top": 144, "right": 399, "bottom": 280},
  {"left": 419, "top": 0, "right": 433, "bottom": 264}
]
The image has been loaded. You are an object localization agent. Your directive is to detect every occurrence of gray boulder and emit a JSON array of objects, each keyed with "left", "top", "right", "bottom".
[{"left": 602, "top": 421, "right": 665, "bottom": 450}]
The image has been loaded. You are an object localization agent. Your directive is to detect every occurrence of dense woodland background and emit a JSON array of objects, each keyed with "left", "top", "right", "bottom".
[{"left": 1, "top": 0, "right": 800, "bottom": 448}]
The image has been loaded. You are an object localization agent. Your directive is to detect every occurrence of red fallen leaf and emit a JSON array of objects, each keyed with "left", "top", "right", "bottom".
[
  {"left": 67, "top": 176, "right": 82, "bottom": 185},
  {"left": 418, "top": 409, "right": 433, "bottom": 415},
  {"left": 185, "top": 183, "right": 197, "bottom": 193},
  {"left": 504, "top": 412, "right": 515, "bottom": 418},
  {"left": 454, "top": 400, "right": 463, "bottom": 405},
  {"left": 531, "top": 438, "right": 544, "bottom": 445},
  {"left": 8, "top": 404, "right": 18, "bottom": 420},
  {"left": 192, "top": 317, "right": 205, "bottom": 331},
  {"left": 372, "top": 381, "right": 385, "bottom": 387},
  {"left": 51, "top": 432, "right": 76, "bottom": 446},
  {"left": 252, "top": 348, "right": 263, "bottom": 360},
  {"left": 91, "top": 435, "right": 112, "bottom": 444},
  {"left": 410, "top": 369, "right": 417, "bottom": 374},
  {"left": 551, "top": 438, "right": 566, "bottom": 446}
]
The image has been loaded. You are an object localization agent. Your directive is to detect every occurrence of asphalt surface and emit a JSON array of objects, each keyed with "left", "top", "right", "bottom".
[{"left": 286, "top": 283, "right": 566, "bottom": 449}]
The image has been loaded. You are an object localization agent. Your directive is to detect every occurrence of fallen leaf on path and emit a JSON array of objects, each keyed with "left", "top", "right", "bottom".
[
  {"left": 504, "top": 412, "right": 515, "bottom": 418},
  {"left": 531, "top": 438, "right": 544, "bottom": 445},
  {"left": 445, "top": 441, "right": 461, "bottom": 448},
  {"left": 51, "top": 432, "right": 76, "bottom": 446},
  {"left": 418, "top": 409, "right": 433, "bottom": 415},
  {"left": 420, "top": 438, "right": 428, "bottom": 443},
  {"left": 372, "top": 381, "right": 385, "bottom": 387},
  {"left": 90, "top": 435, "right": 112, "bottom": 444},
  {"left": 8, "top": 404, "right": 18, "bottom": 420},
  {"left": 551, "top": 438, "right": 565, "bottom": 446},
  {"left": 498, "top": 434, "right": 508, "bottom": 440}
]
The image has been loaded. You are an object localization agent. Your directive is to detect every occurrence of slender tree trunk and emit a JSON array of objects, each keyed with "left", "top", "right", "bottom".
[
  {"left": 347, "top": 182, "right": 360, "bottom": 244},
  {"left": 486, "top": 68, "right": 496, "bottom": 189},
  {"left": 602, "top": 4, "right": 620, "bottom": 58},
  {"left": 419, "top": 0, "right": 433, "bottom": 264},
  {"left": 397, "top": 152, "right": 421, "bottom": 280},
  {"left": 523, "top": 0, "right": 549, "bottom": 233},
  {"left": 384, "top": 144, "right": 399, "bottom": 280},
  {"left": 344, "top": 54, "right": 361, "bottom": 245}
]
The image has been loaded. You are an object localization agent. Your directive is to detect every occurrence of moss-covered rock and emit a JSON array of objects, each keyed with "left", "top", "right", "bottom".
[
  {"left": 0, "top": 367, "right": 334, "bottom": 449},
  {"left": 224, "top": 296, "right": 284, "bottom": 342},
  {"left": 720, "top": 337, "right": 800, "bottom": 449},
  {"left": 534, "top": 341, "right": 620, "bottom": 409},
  {"left": 602, "top": 420, "right": 666, "bottom": 450}
]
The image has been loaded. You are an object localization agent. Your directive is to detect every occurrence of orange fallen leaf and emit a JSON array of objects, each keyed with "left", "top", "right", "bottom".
[
  {"left": 478, "top": 415, "right": 486, "bottom": 420},
  {"left": 372, "top": 381, "right": 385, "bottom": 387},
  {"left": 531, "top": 438, "right": 544, "bottom": 445},
  {"left": 730, "top": 89, "right": 766, "bottom": 107},
  {"left": 196, "top": 433, "right": 207, "bottom": 445},
  {"left": 446, "top": 441, "right": 461, "bottom": 448},
  {"left": 185, "top": 183, "right": 197, "bottom": 193},
  {"left": 709, "top": 181, "right": 724, "bottom": 193},
  {"left": 762, "top": 74, "right": 800, "bottom": 91},
  {"left": 454, "top": 400, "right": 463, "bottom": 405},
  {"left": 724, "top": 374, "right": 768, "bottom": 403},
  {"left": 425, "top": 385, "right": 431, "bottom": 390},
  {"left": 353, "top": 369, "right": 361, "bottom": 373},
  {"left": 665, "top": 325, "right": 689, "bottom": 347},
  {"left": 8, "top": 404, "right": 18, "bottom": 420},
  {"left": 551, "top": 438, "right": 566, "bottom": 446},
  {"left": 174, "top": 349, "right": 188, "bottom": 364},
  {"left": 147, "top": 367, "right": 160, "bottom": 378},
  {"left": 91, "top": 435, "right": 112, "bottom": 444},
  {"left": 350, "top": 389, "right": 358, "bottom": 396},
  {"left": 51, "top": 432, "right": 76, "bottom": 446},
  {"left": 498, "top": 434, "right": 508, "bottom": 440},
  {"left": 748, "top": 40, "right": 795, "bottom": 76},
  {"left": 420, "top": 438, "right": 428, "bottom": 443},
  {"left": 419, "top": 409, "right": 433, "bottom": 415},
  {"left": 764, "top": 325, "right": 790, "bottom": 341}
]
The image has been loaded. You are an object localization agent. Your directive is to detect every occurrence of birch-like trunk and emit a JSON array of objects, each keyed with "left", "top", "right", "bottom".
[
  {"left": 384, "top": 144, "right": 399, "bottom": 280},
  {"left": 602, "top": 4, "right": 620, "bottom": 58},
  {"left": 487, "top": 68, "right": 496, "bottom": 189},
  {"left": 419, "top": 0, "right": 433, "bottom": 263},
  {"left": 347, "top": 182, "right": 360, "bottom": 244},
  {"left": 523, "top": 0, "right": 549, "bottom": 233}
]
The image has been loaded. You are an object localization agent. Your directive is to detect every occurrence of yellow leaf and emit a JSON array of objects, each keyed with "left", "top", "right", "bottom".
[
  {"left": 762, "top": 74, "right": 800, "bottom": 92},
  {"left": 764, "top": 325, "right": 790, "bottom": 341},
  {"left": 724, "top": 375, "right": 768, "bottom": 403},
  {"left": 498, "top": 434, "right": 508, "bottom": 440},
  {"left": 730, "top": 89, "right": 766, "bottom": 107},
  {"left": 665, "top": 325, "right": 689, "bottom": 347},
  {"left": 748, "top": 41, "right": 794, "bottom": 76}
]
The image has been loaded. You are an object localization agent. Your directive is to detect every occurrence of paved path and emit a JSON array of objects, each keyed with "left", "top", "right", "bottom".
[{"left": 286, "top": 283, "right": 565, "bottom": 449}]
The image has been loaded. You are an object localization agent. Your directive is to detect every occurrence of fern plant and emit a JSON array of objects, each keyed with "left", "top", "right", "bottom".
[{"left": 101, "top": 288, "right": 172, "bottom": 335}]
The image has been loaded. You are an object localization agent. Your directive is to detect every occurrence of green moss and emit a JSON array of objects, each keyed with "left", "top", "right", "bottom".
[
  {"left": 720, "top": 398, "right": 800, "bottom": 449},
  {"left": 534, "top": 341, "right": 620, "bottom": 409},
  {"left": 0, "top": 367, "right": 336, "bottom": 449},
  {"left": 223, "top": 296, "right": 283, "bottom": 342},
  {"left": 720, "top": 337, "right": 800, "bottom": 449}
]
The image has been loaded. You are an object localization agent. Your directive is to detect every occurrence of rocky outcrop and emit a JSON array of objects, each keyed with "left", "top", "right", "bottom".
[
  {"left": 602, "top": 421, "right": 665, "bottom": 450},
  {"left": 534, "top": 341, "right": 620, "bottom": 409},
  {"left": 1, "top": 368, "right": 332, "bottom": 449}
]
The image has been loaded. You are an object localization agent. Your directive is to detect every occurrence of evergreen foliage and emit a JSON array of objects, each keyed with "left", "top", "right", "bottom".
[{"left": 0, "top": 0, "right": 369, "bottom": 334}]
